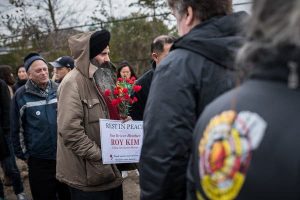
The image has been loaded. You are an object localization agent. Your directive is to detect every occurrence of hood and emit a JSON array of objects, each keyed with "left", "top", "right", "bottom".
[
  {"left": 68, "top": 31, "right": 97, "bottom": 78},
  {"left": 172, "top": 11, "right": 248, "bottom": 70}
]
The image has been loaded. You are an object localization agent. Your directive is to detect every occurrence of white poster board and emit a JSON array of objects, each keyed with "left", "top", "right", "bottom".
[{"left": 100, "top": 119, "right": 143, "bottom": 164}]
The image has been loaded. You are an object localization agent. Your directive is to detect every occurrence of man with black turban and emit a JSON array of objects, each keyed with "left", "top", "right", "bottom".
[{"left": 56, "top": 30, "right": 123, "bottom": 200}]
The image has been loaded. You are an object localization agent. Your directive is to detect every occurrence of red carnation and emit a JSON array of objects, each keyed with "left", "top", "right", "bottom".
[
  {"left": 133, "top": 85, "right": 142, "bottom": 92},
  {"left": 113, "top": 89, "right": 119, "bottom": 95},
  {"left": 129, "top": 80, "right": 135, "bottom": 84},
  {"left": 117, "top": 78, "right": 123, "bottom": 82},
  {"left": 111, "top": 99, "right": 119, "bottom": 106},
  {"left": 104, "top": 89, "right": 111, "bottom": 96},
  {"left": 124, "top": 93, "right": 130, "bottom": 100},
  {"left": 123, "top": 88, "right": 128, "bottom": 93},
  {"left": 117, "top": 98, "right": 122, "bottom": 104}
]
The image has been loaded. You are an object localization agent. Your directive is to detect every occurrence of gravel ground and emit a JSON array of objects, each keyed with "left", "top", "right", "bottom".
[{"left": 2, "top": 160, "right": 140, "bottom": 200}]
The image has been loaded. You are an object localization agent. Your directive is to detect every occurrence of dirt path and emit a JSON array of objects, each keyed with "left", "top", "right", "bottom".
[{"left": 2, "top": 160, "right": 140, "bottom": 200}]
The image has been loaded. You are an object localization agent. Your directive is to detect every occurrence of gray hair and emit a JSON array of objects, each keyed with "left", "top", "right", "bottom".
[
  {"left": 236, "top": 0, "right": 300, "bottom": 68},
  {"left": 167, "top": 0, "right": 232, "bottom": 22}
]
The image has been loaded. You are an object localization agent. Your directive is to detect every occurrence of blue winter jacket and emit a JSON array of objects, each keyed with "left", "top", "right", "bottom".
[{"left": 11, "top": 80, "right": 58, "bottom": 160}]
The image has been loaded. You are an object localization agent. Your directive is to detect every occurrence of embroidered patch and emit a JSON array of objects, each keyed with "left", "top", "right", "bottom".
[{"left": 198, "top": 110, "right": 267, "bottom": 200}]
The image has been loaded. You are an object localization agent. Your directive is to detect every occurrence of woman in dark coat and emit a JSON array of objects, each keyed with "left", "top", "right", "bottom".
[{"left": 13, "top": 65, "right": 28, "bottom": 93}]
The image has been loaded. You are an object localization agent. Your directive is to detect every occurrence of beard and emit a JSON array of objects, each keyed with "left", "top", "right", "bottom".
[
  {"left": 91, "top": 58, "right": 111, "bottom": 69},
  {"left": 92, "top": 59, "right": 116, "bottom": 93}
]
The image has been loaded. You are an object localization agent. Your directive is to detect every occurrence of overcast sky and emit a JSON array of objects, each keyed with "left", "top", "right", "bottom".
[
  {"left": 0, "top": 0, "right": 251, "bottom": 34},
  {"left": 0, "top": 0, "right": 251, "bottom": 19}
]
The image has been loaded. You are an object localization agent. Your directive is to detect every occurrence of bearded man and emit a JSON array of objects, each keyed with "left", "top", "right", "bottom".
[{"left": 56, "top": 30, "right": 123, "bottom": 200}]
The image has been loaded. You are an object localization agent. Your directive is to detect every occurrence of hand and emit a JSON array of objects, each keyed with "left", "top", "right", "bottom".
[{"left": 121, "top": 116, "right": 132, "bottom": 123}]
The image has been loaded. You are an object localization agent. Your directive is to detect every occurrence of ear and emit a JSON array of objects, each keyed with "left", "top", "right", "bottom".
[
  {"left": 27, "top": 71, "right": 32, "bottom": 79},
  {"left": 185, "top": 6, "right": 194, "bottom": 26},
  {"left": 151, "top": 52, "right": 159, "bottom": 63}
]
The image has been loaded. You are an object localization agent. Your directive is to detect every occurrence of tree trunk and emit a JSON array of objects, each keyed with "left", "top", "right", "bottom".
[{"left": 47, "top": 0, "right": 58, "bottom": 32}]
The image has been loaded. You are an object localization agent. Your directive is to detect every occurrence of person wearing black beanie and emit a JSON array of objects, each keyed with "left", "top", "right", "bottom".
[
  {"left": 11, "top": 52, "right": 70, "bottom": 200},
  {"left": 23, "top": 53, "right": 47, "bottom": 72}
]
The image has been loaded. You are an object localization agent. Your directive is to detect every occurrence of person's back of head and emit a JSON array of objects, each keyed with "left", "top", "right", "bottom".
[
  {"left": 151, "top": 35, "right": 176, "bottom": 54},
  {"left": 167, "top": 0, "right": 232, "bottom": 22},
  {"left": 151, "top": 35, "right": 177, "bottom": 65},
  {"left": 0, "top": 65, "right": 15, "bottom": 86},
  {"left": 237, "top": 0, "right": 300, "bottom": 89}
]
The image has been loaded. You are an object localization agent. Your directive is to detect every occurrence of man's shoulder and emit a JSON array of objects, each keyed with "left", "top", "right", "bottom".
[
  {"left": 58, "top": 69, "right": 83, "bottom": 96},
  {"left": 59, "top": 69, "right": 80, "bottom": 87}
]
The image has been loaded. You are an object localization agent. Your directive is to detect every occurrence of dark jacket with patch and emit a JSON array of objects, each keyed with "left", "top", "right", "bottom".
[
  {"left": 11, "top": 80, "right": 58, "bottom": 160},
  {"left": 188, "top": 53, "right": 300, "bottom": 200},
  {"left": 140, "top": 12, "right": 248, "bottom": 200}
]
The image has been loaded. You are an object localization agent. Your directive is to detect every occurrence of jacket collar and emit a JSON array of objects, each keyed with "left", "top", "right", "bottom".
[
  {"left": 89, "top": 63, "right": 98, "bottom": 78},
  {"left": 25, "top": 80, "right": 58, "bottom": 97}
]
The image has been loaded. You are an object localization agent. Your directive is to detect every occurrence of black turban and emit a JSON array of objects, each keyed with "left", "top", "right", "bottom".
[{"left": 89, "top": 30, "right": 111, "bottom": 59}]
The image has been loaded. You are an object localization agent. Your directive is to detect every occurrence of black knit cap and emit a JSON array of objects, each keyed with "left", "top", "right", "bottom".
[
  {"left": 89, "top": 29, "right": 110, "bottom": 59},
  {"left": 24, "top": 52, "right": 47, "bottom": 71}
]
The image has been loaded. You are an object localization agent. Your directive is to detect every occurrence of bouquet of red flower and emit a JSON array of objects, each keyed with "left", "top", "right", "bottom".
[{"left": 104, "top": 77, "right": 142, "bottom": 119}]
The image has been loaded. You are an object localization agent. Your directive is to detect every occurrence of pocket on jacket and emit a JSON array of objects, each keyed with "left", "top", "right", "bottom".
[
  {"left": 82, "top": 99, "right": 102, "bottom": 123},
  {"left": 85, "top": 160, "right": 116, "bottom": 186}
]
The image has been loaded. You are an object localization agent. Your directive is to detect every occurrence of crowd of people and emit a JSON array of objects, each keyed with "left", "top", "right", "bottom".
[{"left": 0, "top": 0, "right": 300, "bottom": 200}]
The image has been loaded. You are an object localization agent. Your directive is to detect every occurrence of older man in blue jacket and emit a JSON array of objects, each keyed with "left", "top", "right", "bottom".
[{"left": 11, "top": 53, "right": 70, "bottom": 200}]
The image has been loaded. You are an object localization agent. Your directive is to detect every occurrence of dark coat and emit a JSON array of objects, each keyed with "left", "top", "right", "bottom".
[
  {"left": 140, "top": 11, "right": 248, "bottom": 200},
  {"left": 130, "top": 62, "right": 156, "bottom": 120},
  {"left": 188, "top": 63, "right": 300, "bottom": 199},
  {"left": 0, "top": 79, "right": 10, "bottom": 160}
]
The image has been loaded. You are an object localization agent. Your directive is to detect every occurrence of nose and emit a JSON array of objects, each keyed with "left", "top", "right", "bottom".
[
  {"left": 41, "top": 69, "right": 48, "bottom": 76},
  {"left": 104, "top": 55, "right": 110, "bottom": 62}
]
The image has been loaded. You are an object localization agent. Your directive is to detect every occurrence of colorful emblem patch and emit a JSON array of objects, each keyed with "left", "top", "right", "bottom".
[{"left": 198, "top": 110, "right": 267, "bottom": 200}]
